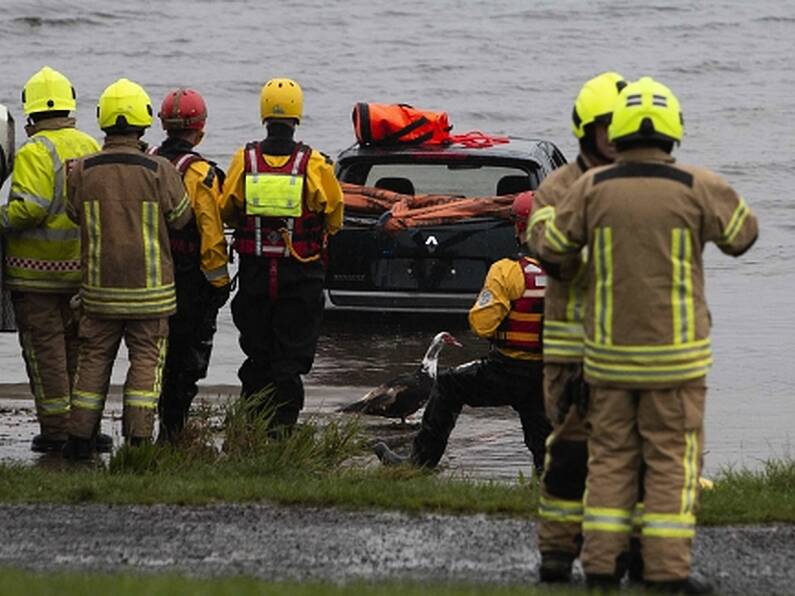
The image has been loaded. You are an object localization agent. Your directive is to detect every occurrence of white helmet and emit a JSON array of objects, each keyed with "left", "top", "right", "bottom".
[{"left": 0, "top": 104, "right": 14, "bottom": 186}]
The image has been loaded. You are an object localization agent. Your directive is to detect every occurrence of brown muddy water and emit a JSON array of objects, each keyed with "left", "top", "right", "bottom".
[{"left": 1, "top": 0, "right": 794, "bottom": 477}]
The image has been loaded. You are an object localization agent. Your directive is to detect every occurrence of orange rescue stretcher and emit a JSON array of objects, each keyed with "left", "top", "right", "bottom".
[{"left": 342, "top": 183, "right": 529, "bottom": 234}]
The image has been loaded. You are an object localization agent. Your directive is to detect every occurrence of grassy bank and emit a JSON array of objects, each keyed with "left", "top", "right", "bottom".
[
  {"left": 0, "top": 569, "right": 596, "bottom": 596},
  {"left": 1, "top": 405, "right": 793, "bottom": 524}
]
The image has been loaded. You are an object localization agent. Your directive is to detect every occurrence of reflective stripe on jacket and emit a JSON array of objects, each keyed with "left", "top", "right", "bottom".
[
  {"left": 1, "top": 118, "right": 100, "bottom": 292},
  {"left": 233, "top": 142, "right": 323, "bottom": 260},
  {"left": 66, "top": 135, "right": 193, "bottom": 319},
  {"left": 535, "top": 146, "right": 759, "bottom": 387},
  {"left": 529, "top": 157, "right": 588, "bottom": 363},
  {"left": 469, "top": 256, "right": 545, "bottom": 361},
  {"left": 493, "top": 256, "right": 545, "bottom": 355}
]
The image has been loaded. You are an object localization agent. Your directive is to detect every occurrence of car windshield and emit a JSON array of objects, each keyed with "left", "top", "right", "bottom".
[{"left": 364, "top": 163, "right": 536, "bottom": 197}]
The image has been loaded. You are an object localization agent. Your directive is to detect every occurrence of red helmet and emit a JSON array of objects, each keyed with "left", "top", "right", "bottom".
[
  {"left": 511, "top": 191, "right": 534, "bottom": 239},
  {"left": 158, "top": 88, "right": 207, "bottom": 131}
]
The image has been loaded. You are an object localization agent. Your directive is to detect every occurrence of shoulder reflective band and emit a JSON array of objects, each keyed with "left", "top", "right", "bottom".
[{"left": 244, "top": 148, "right": 306, "bottom": 218}]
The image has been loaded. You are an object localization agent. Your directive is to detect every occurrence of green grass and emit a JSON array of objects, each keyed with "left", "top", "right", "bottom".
[
  {"left": 0, "top": 569, "right": 592, "bottom": 596},
  {"left": 1, "top": 402, "right": 794, "bottom": 524}
]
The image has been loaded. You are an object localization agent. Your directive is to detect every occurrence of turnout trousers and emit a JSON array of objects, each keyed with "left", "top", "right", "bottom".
[
  {"left": 12, "top": 291, "right": 79, "bottom": 440},
  {"left": 411, "top": 351, "right": 551, "bottom": 474},
  {"left": 537, "top": 362, "right": 589, "bottom": 556},
  {"left": 581, "top": 382, "right": 705, "bottom": 582},
  {"left": 69, "top": 316, "right": 168, "bottom": 440},
  {"left": 231, "top": 256, "right": 324, "bottom": 430},
  {"left": 159, "top": 270, "right": 220, "bottom": 442}
]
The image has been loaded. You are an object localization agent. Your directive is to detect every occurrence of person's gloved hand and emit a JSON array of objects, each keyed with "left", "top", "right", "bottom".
[{"left": 208, "top": 283, "right": 231, "bottom": 310}]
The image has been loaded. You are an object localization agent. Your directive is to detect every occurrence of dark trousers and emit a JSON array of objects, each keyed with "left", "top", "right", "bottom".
[
  {"left": 412, "top": 351, "right": 551, "bottom": 473},
  {"left": 231, "top": 256, "right": 324, "bottom": 430},
  {"left": 159, "top": 269, "right": 220, "bottom": 441}
]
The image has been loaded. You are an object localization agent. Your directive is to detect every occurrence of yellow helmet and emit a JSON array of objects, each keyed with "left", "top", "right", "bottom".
[
  {"left": 96, "top": 78, "right": 153, "bottom": 131},
  {"left": 22, "top": 66, "right": 76, "bottom": 115},
  {"left": 608, "top": 76, "right": 683, "bottom": 144},
  {"left": 260, "top": 78, "right": 303, "bottom": 123},
  {"left": 571, "top": 71, "right": 626, "bottom": 139}
]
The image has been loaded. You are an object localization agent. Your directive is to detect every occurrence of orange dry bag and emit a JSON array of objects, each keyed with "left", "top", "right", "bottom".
[{"left": 353, "top": 103, "right": 452, "bottom": 146}]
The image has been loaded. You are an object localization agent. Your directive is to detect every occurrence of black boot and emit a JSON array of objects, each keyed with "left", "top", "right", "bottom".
[
  {"left": 62, "top": 435, "right": 95, "bottom": 460},
  {"left": 31, "top": 434, "right": 67, "bottom": 453},
  {"left": 645, "top": 572, "right": 714, "bottom": 594},
  {"left": 538, "top": 551, "right": 574, "bottom": 583},
  {"left": 585, "top": 573, "right": 620, "bottom": 592},
  {"left": 373, "top": 441, "right": 409, "bottom": 466}
]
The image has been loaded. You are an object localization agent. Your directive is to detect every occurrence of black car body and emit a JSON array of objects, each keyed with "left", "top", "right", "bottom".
[{"left": 325, "top": 137, "right": 567, "bottom": 313}]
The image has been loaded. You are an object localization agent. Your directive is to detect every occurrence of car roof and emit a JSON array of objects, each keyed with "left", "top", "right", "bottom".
[{"left": 337, "top": 136, "right": 564, "bottom": 166}]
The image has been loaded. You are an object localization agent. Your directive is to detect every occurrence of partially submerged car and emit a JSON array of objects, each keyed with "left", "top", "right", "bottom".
[{"left": 325, "top": 137, "right": 567, "bottom": 314}]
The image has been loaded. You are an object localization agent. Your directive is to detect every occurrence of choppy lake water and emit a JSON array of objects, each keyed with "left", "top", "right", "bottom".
[{"left": 1, "top": 0, "right": 793, "bottom": 475}]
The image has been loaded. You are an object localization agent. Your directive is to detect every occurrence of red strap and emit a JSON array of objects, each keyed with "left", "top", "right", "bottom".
[{"left": 449, "top": 131, "right": 510, "bottom": 149}]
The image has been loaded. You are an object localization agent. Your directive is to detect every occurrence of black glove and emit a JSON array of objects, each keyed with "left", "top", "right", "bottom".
[
  {"left": 208, "top": 283, "right": 231, "bottom": 311},
  {"left": 557, "top": 370, "right": 589, "bottom": 424}
]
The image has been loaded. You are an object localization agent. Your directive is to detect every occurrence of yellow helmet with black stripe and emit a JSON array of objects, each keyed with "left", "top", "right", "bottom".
[
  {"left": 97, "top": 78, "right": 153, "bottom": 131},
  {"left": 608, "top": 76, "right": 683, "bottom": 144},
  {"left": 22, "top": 66, "right": 76, "bottom": 115},
  {"left": 571, "top": 72, "right": 626, "bottom": 139}
]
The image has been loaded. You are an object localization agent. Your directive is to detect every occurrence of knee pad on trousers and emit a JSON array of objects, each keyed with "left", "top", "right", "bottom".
[{"left": 543, "top": 439, "right": 588, "bottom": 501}]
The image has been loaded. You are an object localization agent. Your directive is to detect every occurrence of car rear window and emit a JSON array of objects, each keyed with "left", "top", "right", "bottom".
[{"left": 364, "top": 164, "right": 537, "bottom": 197}]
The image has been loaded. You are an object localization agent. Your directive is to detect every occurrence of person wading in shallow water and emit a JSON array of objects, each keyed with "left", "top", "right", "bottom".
[
  {"left": 534, "top": 76, "right": 758, "bottom": 594},
  {"left": 219, "top": 78, "right": 343, "bottom": 435},
  {"left": 148, "top": 88, "right": 230, "bottom": 444},
  {"left": 374, "top": 193, "right": 551, "bottom": 475}
]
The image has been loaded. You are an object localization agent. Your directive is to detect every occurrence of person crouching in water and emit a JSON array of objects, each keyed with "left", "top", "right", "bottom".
[
  {"left": 64, "top": 79, "right": 193, "bottom": 458},
  {"left": 374, "top": 193, "right": 552, "bottom": 475},
  {"left": 148, "top": 89, "right": 230, "bottom": 443},
  {"left": 219, "top": 78, "right": 344, "bottom": 435}
]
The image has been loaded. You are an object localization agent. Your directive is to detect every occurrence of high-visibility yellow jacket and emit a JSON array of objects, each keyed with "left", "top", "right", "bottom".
[
  {"left": 528, "top": 155, "right": 589, "bottom": 363},
  {"left": 0, "top": 117, "right": 100, "bottom": 292},
  {"left": 534, "top": 147, "right": 759, "bottom": 388}
]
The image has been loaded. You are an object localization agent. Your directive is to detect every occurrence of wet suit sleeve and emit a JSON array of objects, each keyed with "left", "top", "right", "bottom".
[
  {"left": 468, "top": 259, "right": 525, "bottom": 338},
  {"left": 183, "top": 162, "right": 230, "bottom": 287},
  {"left": 0, "top": 141, "right": 53, "bottom": 232},
  {"left": 304, "top": 151, "right": 344, "bottom": 236},
  {"left": 160, "top": 163, "right": 193, "bottom": 230},
  {"left": 698, "top": 171, "right": 759, "bottom": 256},
  {"left": 219, "top": 148, "right": 246, "bottom": 227}
]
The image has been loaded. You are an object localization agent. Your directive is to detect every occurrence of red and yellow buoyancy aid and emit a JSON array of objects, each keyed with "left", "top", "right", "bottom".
[
  {"left": 493, "top": 257, "right": 545, "bottom": 355},
  {"left": 233, "top": 142, "right": 324, "bottom": 261},
  {"left": 147, "top": 147, "right": 203, "bottom": 259}
]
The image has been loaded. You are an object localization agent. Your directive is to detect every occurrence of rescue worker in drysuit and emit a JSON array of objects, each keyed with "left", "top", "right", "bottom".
[
  {"left": 219, "top": 78, "right": 344, "bottom": 434},
  {"left": 0, "top": 67, "right": 109, "bottom": 454},
  {"left": 374, "top": 193, "right": 551, "bottom": 474},
  {"left": 534, "top": 77, "right": 758, "bottom": 593},
  {"left": 148, "top": 89, "right": 230, "bottom": 443},
  {"left": 64, "top": 79, "right": 193, "bottom": 458},
  {"left": 528, "top": 71, "right": 645, "bottom": 584}
]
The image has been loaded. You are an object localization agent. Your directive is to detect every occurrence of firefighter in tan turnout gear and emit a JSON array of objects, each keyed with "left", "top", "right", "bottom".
[
  {"left": 149, "top": 88, "right": 230, "bottom": 443},
  {"left": 0, "top": 67, "right": 108, "bottom": 454},
  {"left": 528, "top": 71, "right": 640, "bottom": 583},
  {"left": 64, "top": 79, "right": 192, "bottom": 458},
  {"left": 220, "top": 78, "right": 343, "bottom": 434},
  {"left": 534, "top": 76, "right": 758, "bottom": 593}
]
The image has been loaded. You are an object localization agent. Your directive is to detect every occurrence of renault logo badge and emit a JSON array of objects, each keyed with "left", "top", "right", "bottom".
[{"left": 425, "top": 235, "right": 438, "bottom": 254}]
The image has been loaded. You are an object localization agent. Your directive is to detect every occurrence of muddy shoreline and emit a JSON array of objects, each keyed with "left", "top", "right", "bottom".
[{"left": 0, "top": 503, "right": 792, "bottom": 594}]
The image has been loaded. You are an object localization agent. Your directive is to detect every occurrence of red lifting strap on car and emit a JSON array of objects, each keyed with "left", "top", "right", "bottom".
[{"left": 449, "top": 131, "right": 510, "bottom": 148}]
